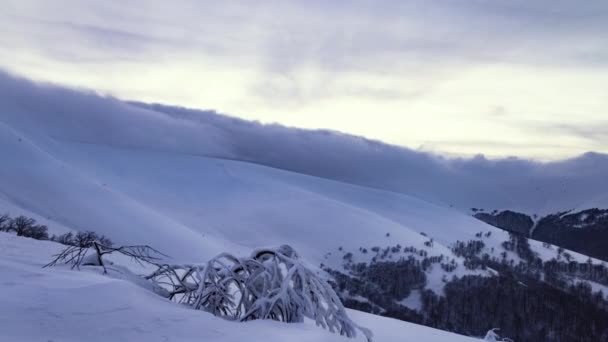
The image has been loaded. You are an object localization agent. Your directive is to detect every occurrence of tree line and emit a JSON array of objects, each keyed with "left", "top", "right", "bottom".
[
  {"left": 0, "top": 213, "right": 112, "bottom": 247},
  {"left": 326, "top": 233, "right": 608, "bottom": 341},
  {"left": 0, "top": 214, "right": 48, "bottom": 240}
]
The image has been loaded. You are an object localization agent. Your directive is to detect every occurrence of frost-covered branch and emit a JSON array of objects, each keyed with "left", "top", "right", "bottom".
[
  {"left": 147, "top": 245, "right": 372, "bottom": 341},
  {"left": 46, "top": 239, "right": 371, "bottom": 340}
]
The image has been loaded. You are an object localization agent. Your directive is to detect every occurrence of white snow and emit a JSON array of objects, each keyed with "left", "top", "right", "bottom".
[
  {"left": 0, "top": 233, "right": 479, "bottom": 342},
  {"left": 398, "top": 290, "right": 423, "bottom": 311},
  {"left": 0, "top": 100, "right": 507, "bottom": 267}
]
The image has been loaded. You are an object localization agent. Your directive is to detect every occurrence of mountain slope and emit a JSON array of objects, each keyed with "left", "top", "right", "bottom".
[
  {"left": 2, "top": 71, "right": 608, "bottom": 341},
  {"left": 2, "top": 70, "right": 608, "bottom": 218},
  {"left": 0, "top": 234, "right": 479, "bottom": 342},
  {"left": 134, "top": 102, "right": 608, "bottom": 217}
]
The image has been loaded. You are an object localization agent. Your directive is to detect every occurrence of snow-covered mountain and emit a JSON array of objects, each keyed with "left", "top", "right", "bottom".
[
  {"left": 3, "top": 70, "right": 608, "bottom": 219},
  {"left": 3, "top": 68, "right": 608, "bottom": 260},
  {"left": 1, "top": 71, "right": 608, "bottom": 341}
]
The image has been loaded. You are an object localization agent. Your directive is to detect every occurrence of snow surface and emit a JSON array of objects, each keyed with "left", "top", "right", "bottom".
[
  {"left": 0, "top": 233, "right": 479, "bottom": 342},
  {"left": 398, "top": 290, "right": 423, "bottom": 311},
  {"left": 0, "top": 76, "right": 509, "bottom": 266}
]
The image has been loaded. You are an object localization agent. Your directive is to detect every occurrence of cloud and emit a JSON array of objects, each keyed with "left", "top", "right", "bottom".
[
  {"left": 4, "top": 1, "right": 608, "bottom": 70},
  {"left": 540, "top": 122, "right": 608, "bottom": 145},
  {"left": 1, "top": 70, "right": 608, "bottom": 214},
  {"left": 56, "top": 20, "right": 171, "bottom": 53},
  {"left": 1, "top": 1, "right": 608, "bottom": 159},
  {"left": 0, "top": 70, "right": 231, "bottom": 157},
  {"left": 128, "top": 99, "right": 608, "bottom": 214}
]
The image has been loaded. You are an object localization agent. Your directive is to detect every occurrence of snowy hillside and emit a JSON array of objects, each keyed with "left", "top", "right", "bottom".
[
  {"left": 0, "top": 71, "right": 600, "bottom": 264},
  {"left": 133, "top": 104, "right": 608, "bottom": 217},
  {"left": 2, "top": 71, "right": 608, "bottom": 341},
  {"left": 0, "top": 234, "right": 479, "bottom": 342},
  {"left": 2, "top": 70, "right": 608, "bottom": 219},
  {"left": 0, "top": 71, "right": 500, "bottom": 341},
  {"left": 0, "top": 71, "right": 499, "bottom": 264}
]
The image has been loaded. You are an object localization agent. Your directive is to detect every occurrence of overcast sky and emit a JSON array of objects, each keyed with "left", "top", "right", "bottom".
[{"left": 1, "top": 0, "right": 607, "bottom": 160}]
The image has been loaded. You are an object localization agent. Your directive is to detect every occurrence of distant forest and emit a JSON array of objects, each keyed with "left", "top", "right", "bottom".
[
  {"left": 327, "top": 233, "right": 608, "bottom": 341},
  {"left": 474, "top": 208, "right": 608, "bottom": 261}
]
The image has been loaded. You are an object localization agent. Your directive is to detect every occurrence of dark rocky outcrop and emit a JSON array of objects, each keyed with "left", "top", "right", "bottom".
[
  {"left": 474, "top": 210, "right": 535, "bottom": 236},
  {"left": 534, "top": 209, "right": 608, "bottom": 262}
]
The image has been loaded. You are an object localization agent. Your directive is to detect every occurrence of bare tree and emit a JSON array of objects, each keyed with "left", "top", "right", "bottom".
[
  {"left": 27, "top": 224, "right": 49, "bottom": 240},
  {"left": 1, "top": 215, "right": 48, "bottom": 239},
  {"left": 73, "top": 231, "right": 113, "bottom": 247},
  {"left": 45, "top": 240, "right": 165, "bottom": 274},
  {"left": 9, "top": 216, "right": 35, "bottom": 236},
  {"left": 51, "top": 232, "right": 74, "bottom": 245}
]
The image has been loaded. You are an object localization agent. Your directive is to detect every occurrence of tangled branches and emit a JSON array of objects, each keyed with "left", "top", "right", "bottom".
[
  {"left": 46, "top": 240, "right": 371, "bottom": 340},
  {"left": 44, "top": 240, "right": 165, "bottom": 274},
  {"left": 147, "top": 245, "right": 372, "bottom": 341}
]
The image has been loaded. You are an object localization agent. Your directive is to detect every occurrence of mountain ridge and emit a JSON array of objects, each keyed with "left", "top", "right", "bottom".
[{"left": 3, "top": 70, "right": 608, "bottom": 217}]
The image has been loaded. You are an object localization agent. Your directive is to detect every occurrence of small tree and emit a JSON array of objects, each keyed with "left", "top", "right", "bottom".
[
  {"left": 27, "top": 224, "right": 49, "bottom": 240},
  {"left": 9, "top": 216, "right": 36, "bottom": 236},
  {"left": 45, "top": 239, "right": 163, "bottom": 274},
  {"left": 73, "top": 231, "right": 113, "bottom": 247},
  {"left": 51, "top": 232, "right": 75, "bottom": 245},
  {"left": 2, "top": 215, "right": 48, "bottom": 240}
]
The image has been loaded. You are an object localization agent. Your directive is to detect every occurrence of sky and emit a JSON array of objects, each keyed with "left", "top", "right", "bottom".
[{"left": 1, "top": 0, "right": 607, "bottom": 160}]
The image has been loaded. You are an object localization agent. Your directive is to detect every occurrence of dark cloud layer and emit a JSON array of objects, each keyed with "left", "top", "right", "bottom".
[
  {"left": 1, "top": 70, "right": 608, "bottom": 212},
  {"left": 135, "top": 101, "right": 608, "bottom": 210},
  {"left": 1, "top": 1, "right": 607, "bottom": 161}
]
